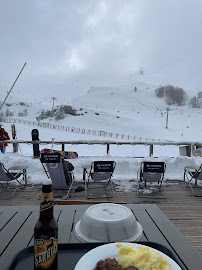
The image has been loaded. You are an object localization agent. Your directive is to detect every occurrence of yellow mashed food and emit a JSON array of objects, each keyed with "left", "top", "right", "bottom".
[{"left": 116, "top": 243, "right": 171, "bottom": 270}]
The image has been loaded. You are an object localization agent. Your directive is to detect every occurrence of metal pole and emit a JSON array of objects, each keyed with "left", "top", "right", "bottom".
[
  {"left": 166, "top": 107, "right": 169, "bottom": 129},
  {"left": 51, "top": 97, "right": 57, "bottom": 110},
  {"left": 0, "top": 62, "right": 27, "bottom": 111}
]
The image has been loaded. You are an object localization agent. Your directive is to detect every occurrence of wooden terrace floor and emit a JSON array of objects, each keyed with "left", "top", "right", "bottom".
[{"left": 1, "top": 180, "right": 202, "bottom": 255}]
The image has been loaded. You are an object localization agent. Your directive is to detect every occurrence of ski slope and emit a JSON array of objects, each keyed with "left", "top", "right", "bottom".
[{"left": 1, "top": 79, "right": 202, "bottom": 187}]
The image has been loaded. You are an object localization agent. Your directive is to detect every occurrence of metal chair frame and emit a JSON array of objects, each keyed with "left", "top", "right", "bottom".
[
  {"left": 137, "top": 161, "right": 167, "bottom": 199},
  {"left": 40, "top": 153, "right": 74, "bottom": 199},
  {"left": 185, "top": 165, "right": 202, "bottom": 197},
  {"left": 0, "top": 162, "right": 25, "bottom": 199},
  {"left": 85, "top": 161, "right": 116, "bottom": 199}
]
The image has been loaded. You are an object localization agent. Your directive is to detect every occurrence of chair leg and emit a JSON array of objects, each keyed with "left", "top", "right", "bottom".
[
  {"left": 136, "top": 180, "right": 140, "bottom": 197},
  {"left": 0, "top": 186, "right": 18, "bottom": 199},
  {"left": 136, "top": 171, "right": 142, "bottom": 198},
  {"left": 84, "top": 178, "right": 93, "bottom": 199},
  {"left": 108, "top": 180, "right": 114, "bottom": 197},
  {"left": 189, "top": 183, "right": 202, "bottom": 197},
  {"left": 137, "top": 181, "right": 167, "bottom": 199},
  {"left": 63, "top": 178, "right": 74, "bottom": 199},
  {"left": 162, "top": 182, "right": 167, "bottom": 199},
  {"left": 84, "top": 178, "right": 88, "bottom": 198},
  {"left": 38, "top": 191, "right": 42, "bottom": 200},
  {"left": 186, "top": 176, "right": 194, "bottom": 187},
  {"left": 85, "top": 180, "right": 114, "bottom": 199},
  {"left": 185, "top": 171, "right": 198, "bottom": 187}
]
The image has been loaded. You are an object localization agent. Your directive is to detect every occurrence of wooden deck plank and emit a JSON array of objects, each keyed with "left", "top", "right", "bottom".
[
  {"left": 146, "top": 205, "right": 202, "bottom": 270},
  {"left": 1, "top": 180, "right": 202, "bottom": 255}
]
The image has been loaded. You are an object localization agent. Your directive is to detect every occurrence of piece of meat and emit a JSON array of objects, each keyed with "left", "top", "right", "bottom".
[{"left": 93, "top": 258, "right": 123, "bottom": 270}]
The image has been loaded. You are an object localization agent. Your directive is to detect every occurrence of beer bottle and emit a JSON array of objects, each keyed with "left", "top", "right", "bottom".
[{"left": 34, "top": 184, "right": 58, "bottom": 270}]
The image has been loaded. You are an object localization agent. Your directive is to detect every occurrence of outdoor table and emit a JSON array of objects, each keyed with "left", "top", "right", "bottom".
[
  {"left": 8, "top": 166, "right": 28, "bottom": 186},
  {"left": 81, "top": 164, "right": 91, "bottom": 181},
  {"left": 184, "top": 165, "right": 200, "bottom": 185},
  {"left": 0, "top": 204, "right": 202, "bottom": 270}
]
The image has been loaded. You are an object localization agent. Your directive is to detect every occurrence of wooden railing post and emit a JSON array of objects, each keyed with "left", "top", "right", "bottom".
[
  {"left": 13, "top": 142, "right": 19, "bottom": 153},
  {"left": 11, "top": 124, "right": 18, "bottom": 153},
  {"left": 187, "top": 144, "right": 191, "bottom": 157},
  {"left": 107, "top": 144, "right": 110, "bottom": 154},
  {"left": 149, "top": 144, "right": 153, "bottom": 157}
]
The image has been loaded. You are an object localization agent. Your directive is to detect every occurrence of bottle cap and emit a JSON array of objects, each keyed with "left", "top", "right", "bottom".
[{"left": 42, "top": 179, "right": 52, "bottom": 193}]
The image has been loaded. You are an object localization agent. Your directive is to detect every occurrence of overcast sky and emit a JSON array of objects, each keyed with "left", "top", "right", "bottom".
[{"left": 1, "top": 0, "right": 202, "bottom": 101}]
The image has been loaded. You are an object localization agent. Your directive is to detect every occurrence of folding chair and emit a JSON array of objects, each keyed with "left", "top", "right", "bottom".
[
  {"left": 0, "top": 162, "right": 25, "bottom": 199},
  {"left": 185, "top": 164, "right": 202, "bottom": 197},
  {"left": 40, "top": 153, "right": 74, "bottom": 199},
  {"left": 85, "top": 161, "right": 116, "bottom": 199},
  {"left": 137, "top": 161, "right": 167, "bottom": 199}
]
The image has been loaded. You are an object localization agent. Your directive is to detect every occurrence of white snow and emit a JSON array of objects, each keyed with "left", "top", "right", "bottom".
[{"left": 1, "top": 79, "right": 202, "bottom": 191}]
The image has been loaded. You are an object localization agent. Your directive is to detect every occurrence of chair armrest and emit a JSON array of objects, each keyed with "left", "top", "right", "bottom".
[{"left": 9, "top": 171, "right": 23, "bottom": 179}]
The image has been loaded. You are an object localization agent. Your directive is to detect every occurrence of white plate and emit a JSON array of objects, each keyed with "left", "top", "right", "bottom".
[{"left": 74, "top": 242, "right": 182, "bottom": 270}]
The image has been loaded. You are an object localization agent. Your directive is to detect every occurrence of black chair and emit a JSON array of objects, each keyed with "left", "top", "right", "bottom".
[
  {"left": 137, "top": 161, "right": 167, "bottom": 199},
  {"left": 185, "top": 165, "right": 202, "bottom": 197},
  {"left": 0, "top": 163, "right": 24, "bottom": 199},
  {"left": 40, "top": 153, "right": 74, "bottom": 199},
  {"left": 85, "top": 161, "right": 116, "bottom": 199}
]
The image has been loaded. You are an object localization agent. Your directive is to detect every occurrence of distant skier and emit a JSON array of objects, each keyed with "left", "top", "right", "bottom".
[{"left": 0, "top": 124, "right": 10, "bottom": 153}]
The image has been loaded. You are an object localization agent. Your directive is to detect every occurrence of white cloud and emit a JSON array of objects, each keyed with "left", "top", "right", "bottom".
[
  {"left": 64, "top": 49, "right": 85, "bottom": 72},
  {"left": 1, "top": 0, "right": 202, "bottom": 96}
]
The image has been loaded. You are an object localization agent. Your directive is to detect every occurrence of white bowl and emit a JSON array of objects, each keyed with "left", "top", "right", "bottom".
[{"left": 75, "top": 203, "right": 143, "bottom": 242}]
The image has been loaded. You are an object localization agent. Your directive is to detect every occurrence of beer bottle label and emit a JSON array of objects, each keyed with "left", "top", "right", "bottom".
[
  {"left": 40, "top": 192, "right": 53, "bottom": 211},
  {"left": 34, "top": 238, "right": 58, "bottom": 269}
]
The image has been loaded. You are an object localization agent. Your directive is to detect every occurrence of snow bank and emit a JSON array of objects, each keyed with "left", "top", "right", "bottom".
[{"left": 0, "top": 152, "right": 201, "bottom": 189}]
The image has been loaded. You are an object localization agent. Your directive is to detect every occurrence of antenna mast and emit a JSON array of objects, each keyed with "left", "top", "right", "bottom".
[{"left": 0, "top": 62, "right": 27, "bottom": 111}]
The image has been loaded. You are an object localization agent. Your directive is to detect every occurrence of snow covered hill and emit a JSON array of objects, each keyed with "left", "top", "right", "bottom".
[
  {"left": 1, "top": 78, "right": 202, "bottom": 186},
  {"left": 69, "top": 81, "right": 202, "bottom": 142},
  {"left": 1, "top": 78, "right": 202, "bottom": 143}
]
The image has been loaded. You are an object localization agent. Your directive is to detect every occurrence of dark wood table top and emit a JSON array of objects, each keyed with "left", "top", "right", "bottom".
[{"left": 0, "top": 204, "right": 202, "bottom": 270}]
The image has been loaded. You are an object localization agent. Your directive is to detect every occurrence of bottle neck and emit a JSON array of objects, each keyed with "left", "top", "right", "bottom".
[{"left": 39, "top": 191, "right": 54, "bottom": 220}]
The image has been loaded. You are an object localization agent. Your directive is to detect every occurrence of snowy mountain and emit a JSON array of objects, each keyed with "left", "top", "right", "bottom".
[
  {"left": 1, "top": 78, "right": 202, "bottom": 185},
  {"left": 1, "top": 78, "right": 202, "bottom": 143}
]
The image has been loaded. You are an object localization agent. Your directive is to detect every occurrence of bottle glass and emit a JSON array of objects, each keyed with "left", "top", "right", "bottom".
[{"left": 34, "top": 184, "right": 58, "bottom": 270}]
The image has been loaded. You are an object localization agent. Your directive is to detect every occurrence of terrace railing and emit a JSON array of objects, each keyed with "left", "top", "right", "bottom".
[{"left": 0, "top": 140, "right": 201, "bottom": 157}]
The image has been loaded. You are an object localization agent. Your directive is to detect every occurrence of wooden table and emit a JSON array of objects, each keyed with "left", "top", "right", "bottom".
[{"left": 1, "top": 204, "right": 202, "bottom": 270}]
